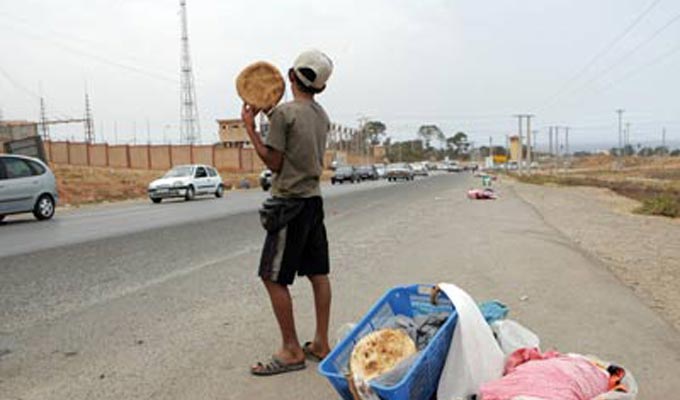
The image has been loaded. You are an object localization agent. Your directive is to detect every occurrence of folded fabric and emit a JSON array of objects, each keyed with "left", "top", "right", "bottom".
[{"left": 480, "top": 352, "right": 609, "bottom": 400}]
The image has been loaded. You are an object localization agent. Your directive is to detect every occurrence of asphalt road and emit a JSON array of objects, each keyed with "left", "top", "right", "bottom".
[{"left": 1, "top": 173, "right": 679, "bottom": 399}]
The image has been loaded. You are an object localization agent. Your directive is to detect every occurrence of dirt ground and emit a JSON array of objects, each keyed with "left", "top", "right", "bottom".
[
  {"left": 509, "top": 180, "right": 680, "bottom": 331},
  {"left": 52, "top": 165, "right": 263, "bottom": 206}
]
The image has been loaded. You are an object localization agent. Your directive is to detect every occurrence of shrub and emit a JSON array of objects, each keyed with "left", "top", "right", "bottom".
[{"left": 635, "top": 194, "right": 680, "bottom": 218}]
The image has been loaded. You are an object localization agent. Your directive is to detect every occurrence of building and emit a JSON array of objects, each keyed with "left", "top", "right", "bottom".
[
  {"left": 0, "top": 120, "right": 39, "bottom": 143},
  {"left": 509, "top": 135, "right": 521, "bottom": 161},
  {"left": 217, "top": 119, "right": 250, "bottom": 148}
]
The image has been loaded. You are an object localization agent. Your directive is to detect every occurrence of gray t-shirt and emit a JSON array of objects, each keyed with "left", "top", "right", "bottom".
[{"left": 266, "top": 100, "right": 329, "bottom": 198}]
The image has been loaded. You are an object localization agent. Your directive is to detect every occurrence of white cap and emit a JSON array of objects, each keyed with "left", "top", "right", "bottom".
[{"left": 293, "top": 49, "right": 333, "bottom": 90}]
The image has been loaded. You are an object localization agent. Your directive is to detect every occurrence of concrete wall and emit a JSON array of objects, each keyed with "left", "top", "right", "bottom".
[
  {"left": 68, "top": 143, "right": 89, "bottom": 166},
  {"left": 150, "top": 145, "right": 171, "bottom": 170},
  {"left": 49, "top": 142, "right": 69, "bottom": 164},
  {"left": 129, "top": 145, "right": 150, "bottom": 169},
  {"left": 171, "top": 145, "right": 191, "bottom": 166},
  {"left": 192, "top": 145, "right": 213, "bottom": 165},
  {"left": 108, "top": 145, "right": 129, "bottom": 168},
  {"left": 214, "top": 147, "right": 240, "bottom": 171},
  {"left": 89, "top": 144, "right": 108, "bottom": 167},
  {"left": 44, "top": 141, "right": 358, "bottom": 173}
]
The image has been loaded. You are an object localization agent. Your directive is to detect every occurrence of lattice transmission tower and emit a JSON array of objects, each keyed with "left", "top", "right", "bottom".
[
  {"left": 84, "top": 91, "right": 95, "bottom": 143},
  {"left": 179, "top": 0, "right": 201, "bottom": 144}
]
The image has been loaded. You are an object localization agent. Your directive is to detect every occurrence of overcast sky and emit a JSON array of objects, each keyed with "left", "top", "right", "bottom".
[{"left": 1, "top": 0, "right": 679, "bottom": 150}]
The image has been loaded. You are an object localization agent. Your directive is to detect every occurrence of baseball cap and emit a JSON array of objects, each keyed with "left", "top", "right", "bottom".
[{"left": 292, "top": 50, "right": 333, "bottom": 91}]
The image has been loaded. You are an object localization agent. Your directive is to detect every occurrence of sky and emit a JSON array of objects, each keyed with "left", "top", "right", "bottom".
[{"left": 1, "top": 0, "right": 679, "bottom": 151}]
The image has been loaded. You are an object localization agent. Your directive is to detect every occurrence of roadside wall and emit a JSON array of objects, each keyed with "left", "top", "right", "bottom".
[{"left": 44, "top": 140, "right": 374, "bottom": 172}]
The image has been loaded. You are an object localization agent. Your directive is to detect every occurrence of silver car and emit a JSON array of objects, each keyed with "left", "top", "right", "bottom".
[
  {"left": 0, "top": 154, "right": 59, "bottom": 222},
  {"left": 148, "top": 164, "right": 224, "bottom": 203}
]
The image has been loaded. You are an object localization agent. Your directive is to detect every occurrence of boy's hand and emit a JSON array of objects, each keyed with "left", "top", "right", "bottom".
[{"left": 241, "top": 103, "right": 261, "bottom": 129}]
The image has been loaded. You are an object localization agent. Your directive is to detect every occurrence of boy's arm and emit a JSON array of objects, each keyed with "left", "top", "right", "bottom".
[{"left": 241, "top": 104, "right": 283, "bottom": 173}]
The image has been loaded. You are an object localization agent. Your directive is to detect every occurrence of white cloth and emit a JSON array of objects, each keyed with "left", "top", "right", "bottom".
[{"left": 436, "top": 283, "right": 505, "bottom": 400}]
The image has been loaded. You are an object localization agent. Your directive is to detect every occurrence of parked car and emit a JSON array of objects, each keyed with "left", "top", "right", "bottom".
[
  {"left": 148, "top": 164, "right": 224, "bottom": 203},
  {"left": 385, "top": 162, "right": 414, "bottom": 181},
  {"left": 410, "top": 162, "right": 429, "bottom": 177},
  {"left": 331, "top": 165, "right": 358, "bottom": 184},
  {"left": 374, "top": 163, "right": 386, "bottom": 179},
  {"left": 356, "top": 165, "right": 379, "bottom": 181},
  {"left": 0, "top": 154, "right": 58, "bottom": 222},
  {"left": 260, "top": 169, "right": 273, "bottom": 191}
]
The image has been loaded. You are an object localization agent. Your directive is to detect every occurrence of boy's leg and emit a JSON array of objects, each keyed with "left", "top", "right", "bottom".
[
  {"left": 307, "top": 274, "right": 332, "bottom": 356},
  {"left": 252, "top": 279, "right": 304, "bottom": 370}
]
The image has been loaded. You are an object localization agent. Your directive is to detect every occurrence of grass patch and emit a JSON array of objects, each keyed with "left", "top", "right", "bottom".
[
  {"left": 635, "top": 194, "right": 680, "bottom": 218},
  {"left": 514, "top": 173, "right": 680, "bottom": 218}
]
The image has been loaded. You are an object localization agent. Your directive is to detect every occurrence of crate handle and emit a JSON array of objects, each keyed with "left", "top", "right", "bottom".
[{"left": 430, "top": 284, "right": 442, "bottom": 305}]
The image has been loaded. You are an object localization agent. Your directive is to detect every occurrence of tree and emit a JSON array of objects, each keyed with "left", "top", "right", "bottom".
[
  {"left": 363, "top": 120, "right": 387, "bottom": 146},
  {"left": 671, "top": 149, "right": 680, "bottom": 157},
  {"left": 417, "top": 125, "right": 443, "bottom": 149},
  {"left": 638, "top": 147, "right": 654, "bottom": 157},
  {"left": 654, "top": 146, "right": 669, "bottom": 156},
  {"left": 447, "top": 132, "right": 469, "bottom": 154}
]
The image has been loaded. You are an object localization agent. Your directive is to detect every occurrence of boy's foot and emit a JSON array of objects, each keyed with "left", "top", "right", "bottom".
[
  {"left": 302, "top": 341, "right": 330, "bottom": 362},
  {"left": 251, "top": 355, "right": 306, "bottom": 376}
]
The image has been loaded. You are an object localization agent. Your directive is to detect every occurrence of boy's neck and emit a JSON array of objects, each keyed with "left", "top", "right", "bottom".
[{"left": 292, "top": 87, "right": 314, "bottom": 102}]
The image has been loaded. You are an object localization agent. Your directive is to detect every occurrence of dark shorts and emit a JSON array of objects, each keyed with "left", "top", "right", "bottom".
[{"left": 259, "top": 196, "right": 329, "bottom": 285}]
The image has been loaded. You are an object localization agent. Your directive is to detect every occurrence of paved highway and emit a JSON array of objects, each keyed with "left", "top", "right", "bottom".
[{"left": 1, "top": 173, "right": 679, "bottom": 399}]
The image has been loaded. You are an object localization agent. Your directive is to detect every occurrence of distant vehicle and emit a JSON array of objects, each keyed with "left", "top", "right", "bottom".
[
  {"left": 148, "top": 164, "right": 224, "bottom": 203},
  {"left": 356, "top": 165, "right": 378, "bottom": 181},
  {"left": 374, "top": 163, "right": 386, "bottom": 179},
  {"left": 0, "top": 154, "right": 58, "bottom": 222},
  {"left": 386, "top": 163, "right": 414, "bottom": 181},
  {"left": 445, "top": 161, "right": 462, "bottom": 172},
  {"left": 260, "top": 169, "right": 273, "bottom": 191},
  {"left": 331, "top": 165, "right": 358, "bottom": 184},
  {"left": 410, "top": 162, "right": 429, "bottom": 177}
]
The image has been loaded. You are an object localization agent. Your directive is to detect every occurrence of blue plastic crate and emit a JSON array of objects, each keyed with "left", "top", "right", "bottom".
[{"left": 319, "top": 284, "right": 457, "bottom": 400}]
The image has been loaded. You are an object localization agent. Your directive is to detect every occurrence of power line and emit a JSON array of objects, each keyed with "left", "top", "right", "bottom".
[{"left": 536, "top": 0, "right": 662, "bottom": 112}]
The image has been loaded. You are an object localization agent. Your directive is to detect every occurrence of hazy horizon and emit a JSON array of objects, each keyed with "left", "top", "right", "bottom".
[{"left": 1, "top": 0, "right": 678, "bottom": 149}]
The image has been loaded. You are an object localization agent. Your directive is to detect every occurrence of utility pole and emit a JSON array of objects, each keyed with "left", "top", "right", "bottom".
[
  {"left": 489, "top": 136, "right": 494, "bottom": 166},
  {"left": 662, "top": 127, "right": 667, "bottom": 148},
  {"left": 526, "top": 115, "right": 533, "bottom": 168},
  {"left": 625, "top": 122, "right": 631, "bottom": 154},
  {"left": 515, "top": 115, "right": 524, "bottom": 174},
  {"left": 84, "top": 91, "right": 95, "bottom": 143},
  {"left": 39, "top": 97, "right": 50, "bottom": 141},
  {"left": 565, "top": 127, "right": 570, "bottom": 157},
  {"left": 548, "top": 126, "right": 553, "bottom": 156},
  {"left": 146, "top": 118, "right": 151, "bottom": 144},
  {"left": 616, "top": 109, "right": 624, "bottom": 154},
  {"left": 179, "top": 0, "right": 201, "bottom": 144}
]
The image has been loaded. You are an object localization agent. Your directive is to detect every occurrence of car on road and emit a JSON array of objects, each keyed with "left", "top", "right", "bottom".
[
  {"left": 374, "top": 163, "right": 386, "bottom": 179},
  {"left": 356, "top": 165, "right": 379, "bottom": 181},
  {"left": 410, "top": 162, "right": 429, "bottom": 177},
  {"left": 259, "top": 169, "right": 273, "bottom": 191},
  {"left": 385, "top": 162, "right": 414, "bottom": 181},
  {"left": 148, "top": 164, "right": 224, "bottom": 203},
  {"left": 0, "top": 154, "right": 59, "bottom": 222},
  {"left": 444, "top": 161, "right": 462, "bottom": 172},
  {"left": 331, "top": 165, "right": 358, "bottom": 184}
]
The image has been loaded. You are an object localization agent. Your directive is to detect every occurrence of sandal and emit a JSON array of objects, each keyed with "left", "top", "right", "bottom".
[
  {"left": 303, "top": 342, "right": 327, "bottom": 362},
  {"left": 251, "top": 356, "right": 306, "bottom": 376}
]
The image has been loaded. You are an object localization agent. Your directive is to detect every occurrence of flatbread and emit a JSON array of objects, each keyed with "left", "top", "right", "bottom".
[
  {"left": 236, "top": 61, "right": 285, "bottom": 110},
  {"left": 350, "top": 329, "right": 417, "bottom": 381}
]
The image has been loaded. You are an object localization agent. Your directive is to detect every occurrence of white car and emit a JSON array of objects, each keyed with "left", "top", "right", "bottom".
[{"left": 148, "top": 164, "right": 224, "bottom": 203}]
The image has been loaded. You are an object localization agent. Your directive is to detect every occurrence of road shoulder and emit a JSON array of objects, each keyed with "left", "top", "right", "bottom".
[{"left": 508, "top": 179, "right": 680, "bottom": 332}]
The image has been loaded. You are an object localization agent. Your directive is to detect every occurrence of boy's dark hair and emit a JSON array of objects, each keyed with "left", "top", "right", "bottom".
[{"left": 289, "top": 68, "right": 323, "bottom": 94}]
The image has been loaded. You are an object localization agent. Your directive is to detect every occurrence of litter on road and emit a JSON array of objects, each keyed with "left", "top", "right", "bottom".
[{"left": 319, "top": 283, "right": 638, "bottom": 400}]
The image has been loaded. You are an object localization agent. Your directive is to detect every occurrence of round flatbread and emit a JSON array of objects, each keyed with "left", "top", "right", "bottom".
[
  {"left": 349, "top": 329, "right": 417, "bottom": 381},
  {"left": 236, "top": 61, "right": 285, "bottom": 110}
]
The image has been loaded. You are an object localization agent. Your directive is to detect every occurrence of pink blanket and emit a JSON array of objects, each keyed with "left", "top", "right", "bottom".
[{"left": 480, "top": 349, "right": 609, "bottom": 400}]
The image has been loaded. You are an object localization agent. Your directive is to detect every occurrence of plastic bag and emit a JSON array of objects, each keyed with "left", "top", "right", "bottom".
[
  {"left": 436, "top": 283, "right": 505, "bottom": 400},
  {"left": 491, "top": 319, "right": 540, "bottom": 356}
]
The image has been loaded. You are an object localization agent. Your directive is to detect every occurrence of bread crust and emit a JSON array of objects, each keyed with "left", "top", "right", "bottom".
[
  {"left": 349, "top": 329, "right": 417, "bottom": 381},
  {"left": 236, "top": 61, "right": 285, "bottom": 110}
]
